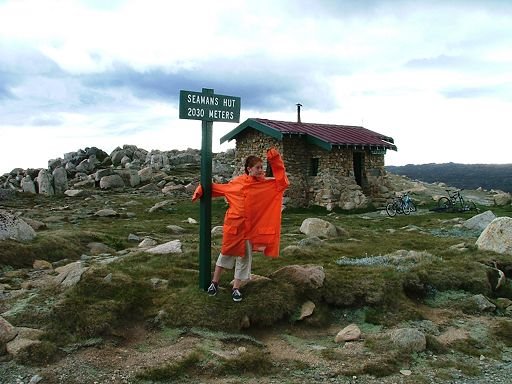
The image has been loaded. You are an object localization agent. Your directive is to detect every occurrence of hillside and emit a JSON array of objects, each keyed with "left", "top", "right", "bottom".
[
  {"left": 1, "top": 149, "right": 512, "bottom": 383},
  {"left": 386, "top": 163, "right": 512, "bottom": 193}
]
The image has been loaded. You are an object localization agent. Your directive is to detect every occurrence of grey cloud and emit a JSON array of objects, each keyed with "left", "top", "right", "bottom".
[
  {"left": 273, "top": 0, "right": 399, "bottom": 19},
  {"left": 282, "top": 0, "right": 512, "bottom": 20},
  {"left": 82, "top": 58, "right": 341, "bottom": 112},
  {"left": 0, "top": 45, "right": 67, "bottom": 103},
  {"left": 405, "top": 55, "right": 511, "bottom": 76},
  {"left": 0, "top": 83, "right": 14, "bottom": 100},
  {"left": 441, "top": 84, "right": 512, "bottom": 100},
  {"left": 30, "top": 116, "right": 64, "bottom": 126},
  {"left": 0, "top": 70, "right": 18, "bottom": 100},
  {"left": 405, "top": 55, "right": 469, "bottom": 69},
  {"left": 0, "top": 45, "right": 62, "bottom": 77}
]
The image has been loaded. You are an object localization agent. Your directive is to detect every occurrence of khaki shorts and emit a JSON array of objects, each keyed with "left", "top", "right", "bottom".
[{"left": 216, "top": 240, "right": 253, "bottom": 281}]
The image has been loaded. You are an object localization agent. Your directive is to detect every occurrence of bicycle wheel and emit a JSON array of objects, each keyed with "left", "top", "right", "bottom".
[
  {"left": 402, "top": 203, "right": 411, "bottom": 215},
  {"left": 409, "top": 201, "right": 417, "bottom": 212},
  {"left": 465, "top": 201, "right": 478, "bottom": 212},
  {"left": 437, "top": 197, "right": 451, "bottom": 210},
  {"left": 386, "top": 202, "right": 397, "bottom": 217}
]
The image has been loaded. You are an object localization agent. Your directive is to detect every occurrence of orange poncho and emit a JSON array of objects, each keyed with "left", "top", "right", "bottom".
[{"left": 193, "top": 148, "right": 289, "bottom": 258}]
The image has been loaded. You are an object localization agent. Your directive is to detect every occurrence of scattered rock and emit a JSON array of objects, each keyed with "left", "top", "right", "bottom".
[
  {"left": 54, "top": 261, "right": 88, "bottom": 287},
  {"left": 148, "top": 200, "right": 173, "bottom": 213},
  {"left": 300, "top": 218, "right": 338, "bottom": 238},
  {"left": 469, "top": 294, "right": 496, "bottom": 312},
  {"left": 139, "top": 238, "right": 158, "bottom": 248},
  {"left": 146, "top": 239, "right": 183, "bottom": 254},
  {"left": 0, "top": 210, "right": 37, "bottom": 241},
  {"left": 87, "top": 242, "right": 115, "bottom": 255},
  {"left": 99, "top": 174, "right": 125, "bottom": 189},
  {"left": 0, "top": 316, "right": 18, "bottom": 346},
  {"left": 298, "top": 300, "right": 315, "bottom": 320},
  {"left": 94, "top": 209, "right": 119, "bottom": 217},
  {"left": 33, "top": 260, "right": 52, "bottom": 270},
  {"left": 476, "top": 217, "right": 512, "bottom": 255},
  {"left": 493, "top": 192, "right": 511, "bottom": 206},
  {"left": 463, "top": 210, "right": 496, "bottom": 231},
  {"left": 335, "top": 324, "right": 361, "bottom": 343}
]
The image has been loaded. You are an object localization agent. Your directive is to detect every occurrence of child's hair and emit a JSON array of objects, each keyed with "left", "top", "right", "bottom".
[{"left": 244, "top": 155, "right": 263, "bottom": 175}]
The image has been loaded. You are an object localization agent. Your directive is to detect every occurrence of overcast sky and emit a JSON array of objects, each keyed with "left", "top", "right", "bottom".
[{"left": 1, "top": 0, "right": 511, "bottom": 174}]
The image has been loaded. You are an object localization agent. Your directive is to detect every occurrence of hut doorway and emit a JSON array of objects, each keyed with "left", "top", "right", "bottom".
[{"left": 353, "top": 152, "right": 364, "bottom": 187}]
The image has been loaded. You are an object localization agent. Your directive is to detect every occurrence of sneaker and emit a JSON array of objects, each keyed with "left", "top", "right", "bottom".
[
  {"left": 232, "top": 288, "right": 242, "bottom": 302},
  {"left": 207, "top": 282, "right": 218, "bottom": 296}
]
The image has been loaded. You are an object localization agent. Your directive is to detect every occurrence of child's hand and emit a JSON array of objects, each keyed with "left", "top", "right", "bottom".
[
  {"left": 267, "top": 148, "right": 280, "bottom": 159},
  {"left": 192, "top": 185, "right": 203, "bottom": 201}
]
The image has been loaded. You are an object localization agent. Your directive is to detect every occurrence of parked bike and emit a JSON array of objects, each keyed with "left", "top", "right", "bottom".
[
  {"left": 437, "top": 189, "right": 479, "bottom": 212},
  {"left": 401, "top": 191, "right": 416, "bottom": 213},
  {"left": 386, "top": 191, "right": 416, "bottom": 217}
]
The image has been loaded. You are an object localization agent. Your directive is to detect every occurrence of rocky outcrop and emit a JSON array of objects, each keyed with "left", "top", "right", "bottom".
[{"left": 0, "top": 145, "right": 235, "bottom": 201}]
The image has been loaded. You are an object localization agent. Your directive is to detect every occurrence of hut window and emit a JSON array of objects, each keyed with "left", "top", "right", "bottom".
[{"left": 310, "top": 157, "right": 319, "bottom": 176}]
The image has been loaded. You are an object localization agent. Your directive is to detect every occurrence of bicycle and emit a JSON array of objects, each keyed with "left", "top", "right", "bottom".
[
  {"left": 437, "top": 189, "right": 479, "bottom": 212},
  {"left": 386, "top": 192, "right": 415, "bottom": 217},
  {"left": 401, "top": 191, "right": 416, "bottom": 213}
]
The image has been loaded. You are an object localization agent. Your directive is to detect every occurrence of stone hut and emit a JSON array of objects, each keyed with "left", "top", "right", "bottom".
[{"left": 220, "top": 110, "right": 397, "bottom": 210}]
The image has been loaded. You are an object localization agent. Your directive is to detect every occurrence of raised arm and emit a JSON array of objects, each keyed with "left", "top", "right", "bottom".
[{"left": 267, "top": 148, "right": 289, "bottom": 192}]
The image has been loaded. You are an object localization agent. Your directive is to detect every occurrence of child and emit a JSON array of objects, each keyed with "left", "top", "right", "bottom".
[{"left": 192, "top": 147, "right": 289, "bottom": 301}]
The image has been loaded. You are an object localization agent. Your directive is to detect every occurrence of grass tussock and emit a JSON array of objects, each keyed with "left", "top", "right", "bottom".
[
  {"left": 136, "top": 350, "right": 204, "bottom": 381},
  {"left": 217, "top": 349, "right": 274, "bottom": 375},
  {"left": 425, "top": 334, "right": 449, "bottom": 354},
  {"left": 409, "top": 259, "right": 492, "bottom": 296},
  {"left": 362, "top": 336, "right": 411, "bottom": 377},
  {"left": 14, "top": 340, "right": 60, "bottom": 366},
  {"left": 162, "top": 279, "right": 298, "bottom": 330},
  {"left": 136, "top": 346, "right": 273, "bottom": 381},
  {"left": 430, "top": 356, "right": 481, "bottom": 377},
  {"left": 1, "top": 288, "right": 60, "bottom": 328},
  {"left": 46, "top": 267, "right": 153, "bottom": 343},
  {"left": 322, "top": 266, "right": 404, "bottom": 307},
  {"left": 491, "top": 319, "right": 512, "bottom": 347},
  {"left": 0, "top": 230, "right": 101, "bottom": 268}
]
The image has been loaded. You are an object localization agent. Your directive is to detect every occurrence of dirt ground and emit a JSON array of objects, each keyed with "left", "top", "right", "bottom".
[{"left": 2, "top": 304, "right": 512, "bottom": 384}]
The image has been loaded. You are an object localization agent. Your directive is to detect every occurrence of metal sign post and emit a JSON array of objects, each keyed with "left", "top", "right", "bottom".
[{"left": 179, "top": 88, "right": 241, "bottom": 290}]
